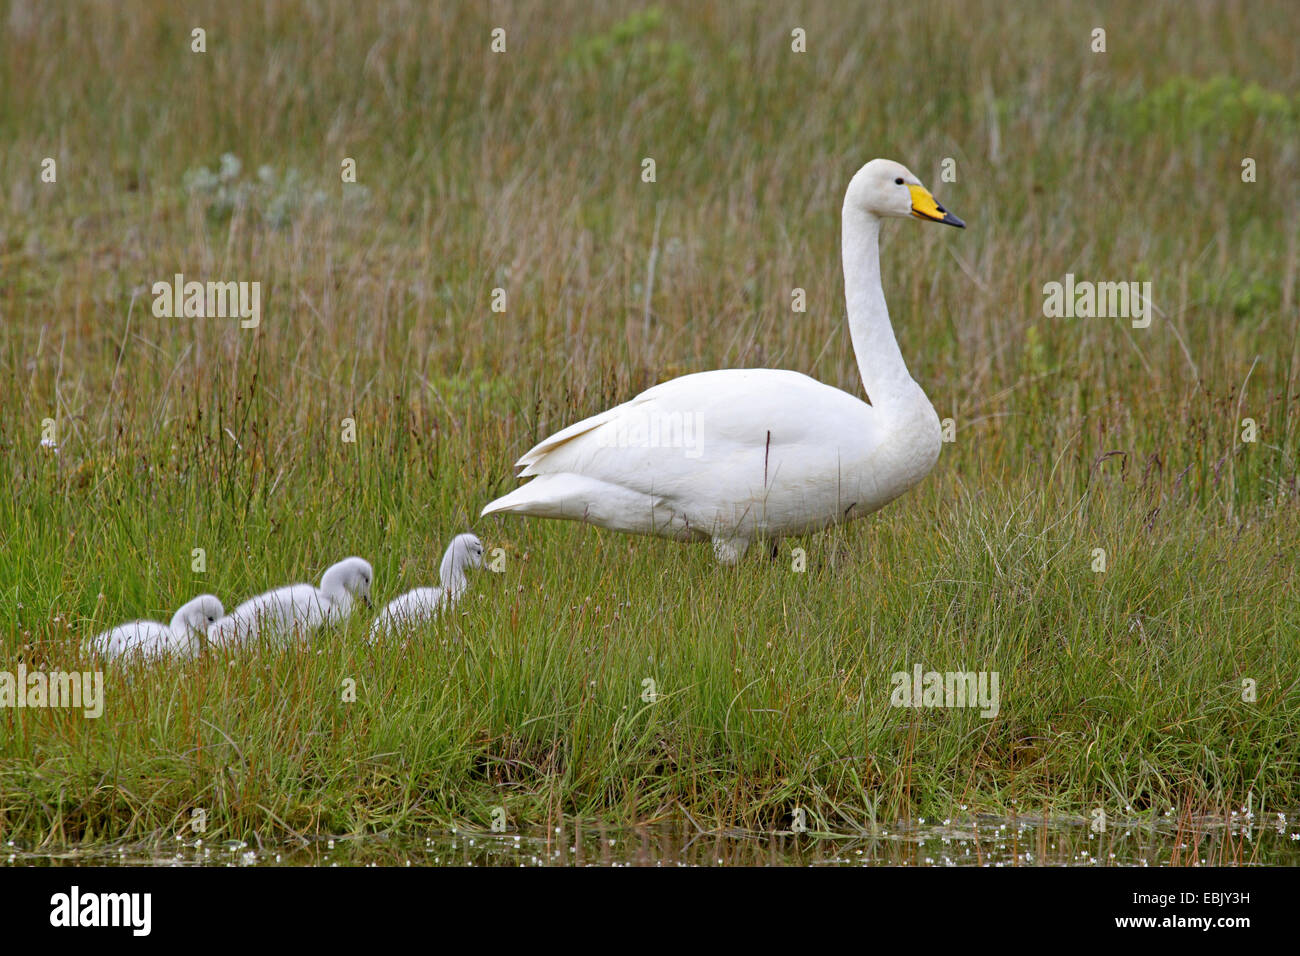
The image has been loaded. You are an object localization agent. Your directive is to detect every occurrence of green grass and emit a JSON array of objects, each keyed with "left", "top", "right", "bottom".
[{"left": 1, "top": 0, "right": 1298, "bottom": 847}]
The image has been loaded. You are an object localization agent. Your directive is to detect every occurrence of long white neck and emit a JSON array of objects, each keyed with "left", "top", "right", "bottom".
[{"left": 841, "top": 205, "right": 923, "bottom": 409}]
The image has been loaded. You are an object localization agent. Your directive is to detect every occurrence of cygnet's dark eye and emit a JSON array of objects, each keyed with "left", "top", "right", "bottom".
[{"left": 895, "top": 178, "right": 904, "bottom": 185}]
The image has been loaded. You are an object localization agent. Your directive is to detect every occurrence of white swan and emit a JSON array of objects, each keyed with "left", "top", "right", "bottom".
[
  {"left": 207, "top": 557, "right": 373, "bottom": 649},
  {"left": 84, "top": 594, "right": 224, "bottom": 661},
  {"left": 368, "top": 533, "right": 485, "bottom": 642},
  {"left": 482, "top": 158, "right": 964, "bottom": 563}
]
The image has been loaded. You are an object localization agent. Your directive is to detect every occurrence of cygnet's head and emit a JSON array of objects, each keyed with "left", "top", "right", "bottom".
[
  {"left": 171, "top": 594, "right": 225, "bottom": 634},
  {"left": 844, "top": 158, "right": 964, "bottom": 228},
  {"left": 321, "top": 557, "right": 374, "bottom": 608},
  {"left": 448, "top": 533, "right": 486, "bottom": 570},
  {"left": 441, "top": 533, "right": 486, "bottom": 589}
]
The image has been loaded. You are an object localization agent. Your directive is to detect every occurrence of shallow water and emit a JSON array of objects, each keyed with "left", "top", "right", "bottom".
[{"left": 7, "top": 813, "right": 1300, "bottom": 866}]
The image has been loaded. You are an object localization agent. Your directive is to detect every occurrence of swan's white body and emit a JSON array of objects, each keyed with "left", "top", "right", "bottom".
[
  {"left": 207, "top": 557, "right": 373, "bottom": 649},
  {"left": 369, "top": 533, "right": 485, "bottom": 641},
  {"left": 482, "top": 159, "right": 963, "bottom": 563},
  {"left": 85, "top": 594, "right": 224, "bottom": 661}
]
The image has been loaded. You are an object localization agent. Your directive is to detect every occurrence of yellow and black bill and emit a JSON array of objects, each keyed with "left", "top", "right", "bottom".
[{"left": 908, "top": 184, "right": 965, "bottom": 228}]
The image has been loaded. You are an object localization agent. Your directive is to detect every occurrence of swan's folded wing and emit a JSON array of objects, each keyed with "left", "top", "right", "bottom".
[
  {"left": 516, "top": 369, "right": 876, "bottom": 479},
  {"left": 515, "top": 393, "right": 657, "bottom": 473},
  {"left": 484, "top": 368, "right": 889, "bottom": 529}
]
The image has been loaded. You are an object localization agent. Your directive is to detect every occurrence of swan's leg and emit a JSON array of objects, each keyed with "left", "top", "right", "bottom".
[{"left": 711, "top": 535, "right": 750, "bottom": 566}]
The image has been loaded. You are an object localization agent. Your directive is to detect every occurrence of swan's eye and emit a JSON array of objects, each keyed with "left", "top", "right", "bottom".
[{"left": 894, "top": 178, "right": 904, "bottom": 185}]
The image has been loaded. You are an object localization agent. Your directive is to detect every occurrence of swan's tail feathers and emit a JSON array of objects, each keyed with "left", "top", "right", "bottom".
[
  {"left": 481, "top": 474, "right": 663, "bottom": 531},
  {"left": 482, "top": 474, "right": 593, "bottom": 518}
]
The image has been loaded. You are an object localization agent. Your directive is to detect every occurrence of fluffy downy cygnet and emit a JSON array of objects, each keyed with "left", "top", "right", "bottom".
[
  {"left": 207, "top": 557, "right": 373, "bottom": 649},
  {"left": 85, "top": 594, "right": 225, "bottom": 661},
  {"left": 369, "top": 534, "right": 485, "bottom": 642}
]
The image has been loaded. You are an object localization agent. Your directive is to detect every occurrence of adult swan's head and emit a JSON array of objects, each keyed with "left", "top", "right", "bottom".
[{"left": 844, "top": 158, "right": 965, "bottom": 228}]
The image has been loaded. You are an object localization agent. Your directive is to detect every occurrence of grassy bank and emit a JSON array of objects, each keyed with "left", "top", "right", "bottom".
[{"left": 1, "top": 0, "right": 1298, "bottom": 845}]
